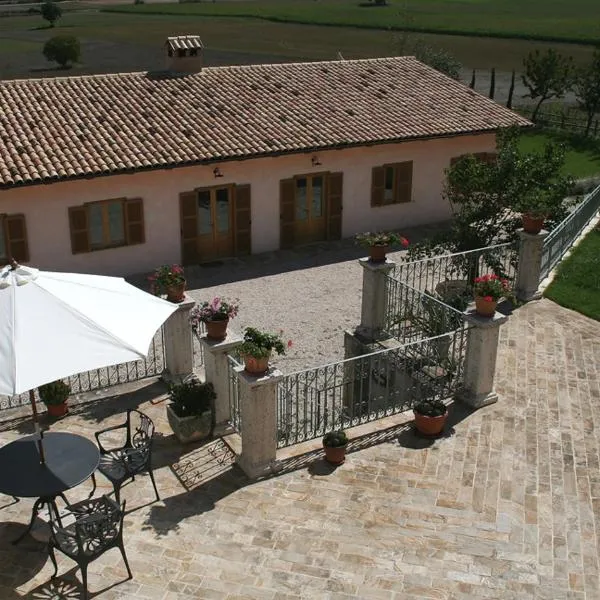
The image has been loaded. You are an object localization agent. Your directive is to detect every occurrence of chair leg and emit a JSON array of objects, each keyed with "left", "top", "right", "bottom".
[
  {"left": 48, "top": 544, "right": 58, "bottom": 579},
  {"left": 113, "top": 484, "right": 121, "bottom": 506},
  {"left": 148, "top": 468, "right": 160, "bottom": 502},
  {"left": 88, "top": 473, "right": 97, "bottom": 499},
  {"left": 118, "top": 540, "right": 133, "bottom": 579},
  {"left": 80, "top": 562, "right": 88, "bottom": 600}
]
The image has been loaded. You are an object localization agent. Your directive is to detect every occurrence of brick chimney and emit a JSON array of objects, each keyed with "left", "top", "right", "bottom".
[{"left": 165, "top": 35, "right": 203, "bottom": 73}]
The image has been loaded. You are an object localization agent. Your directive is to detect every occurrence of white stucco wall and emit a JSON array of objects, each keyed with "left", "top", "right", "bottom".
[{"left": 0, "top": 133, "right": 496, "bottom": 276}]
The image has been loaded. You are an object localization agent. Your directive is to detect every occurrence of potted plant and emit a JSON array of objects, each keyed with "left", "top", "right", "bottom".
[
  {"left": 166, "top": 378, "right": 216, "bottom": 444},
  {"left": 472, "top": 274, "right": 511, "bottom": 317},
  {"left": 413, "top": 399, "right": 448, "bottom": 436},
  {"left": 148, "top": 264, "right": 186, "bottom": 303},
  {"left": 38, "top": 379, "right": 71, "bottom": 417},
  {"left": 239, "top": 327, "right": 292, "bottom": 375},
  {"left": 190, "top": 297, "right": 239, "bottom": 341},
  {"left": 514, "top": 190, "right": 556, "bottom": 234},
  {"left": 355, "top": 231, "right": 409, "bottom": 262},
  {"left": 322, "top": 430, "right": 348, "bottom": 465}
]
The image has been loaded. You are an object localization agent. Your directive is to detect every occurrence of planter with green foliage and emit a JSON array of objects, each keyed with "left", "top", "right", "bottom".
[
  {"left": 355, "top": 231, "right": 409, "bottom": 262},
  {"left": 166, "top": 378, "right": 216, "bottom": 443},
  {"left": 240, "top": 327, "right": 291, "bottom": 375},
  {"left": 322, "top": 430, "right": 348, "bottom": 465},
  {"left": 413, "top": 399, "right": 448, "bottom": 436},
  {"left": 38, "top": 379, "right": 71, "bottom": 417}
]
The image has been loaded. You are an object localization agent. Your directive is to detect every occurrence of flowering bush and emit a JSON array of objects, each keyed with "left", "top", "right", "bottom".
[
  {"left": 190, "top": 297, "right": 239, "bottom": 330},
  {"left": 355, "top": 231, "right": 409, "bottom": 248},
  {"left": 473, "top": 274, "right": 511, "bottom": 301},
  {"left": 240, "top": 327, "right": 292, "bottom": 359},
  {"left": 148, "top": 264, "right": 185, "bottom": 296}
]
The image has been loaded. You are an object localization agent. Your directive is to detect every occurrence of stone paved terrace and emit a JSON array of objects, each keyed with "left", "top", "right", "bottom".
[{"left": 0, "top": 298, "right": 599, "bottom": 599}]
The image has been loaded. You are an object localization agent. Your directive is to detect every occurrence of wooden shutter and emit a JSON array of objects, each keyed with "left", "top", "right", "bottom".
[
  {"left": 68, "top": 206, "right": 90, "bottom": 254},
  {"left": 234, "top": 184, "right": 252, "bottom": 256},
  {"left": 280, "top": 178, "right": 295, "bottom": 249},
  {"left": 180, "top": 191, "right": 198, "bottom": 265},
  {"left": 395, "top": 161, "right": 413, "bottom": 204},
  {"left": 125, "top": 197, "right": 145, "bottom": 246},
  {"left": 326, "top": 172, "right": 343, "bottom": 241},
  {"left": 371, "top": 166, "right": 385, "bottom": 207},
  {"left": 5, "top": 214, "right": 29, "bottom": 263}
]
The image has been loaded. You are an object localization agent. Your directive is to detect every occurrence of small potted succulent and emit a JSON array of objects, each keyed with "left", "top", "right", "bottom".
[
  {"left": 472, "top": 274, "right": 512, "bottom": 317},
  {"left": 190, "top": 297, "right": 240, "bottom": 341},
  {"left": 166, "top": 378, "right": 216, "bottom": 444},
  {"left": 239, "top": 327, "right": 292, "bottom": 375},
  {"left": 355, "top": 231, "right": 409, "bottom": 262},
  {"left": 413, "top": 399, "right": 448, "bottom": 436},
  {"left": 322, "top": 430, "right": 348, "bottom": 465},
  {"left": 148, "top": 264, "right": 186, "bottom": 303},
  {"left": 38, "top": 379, "right": 71, "bottom": 417}
]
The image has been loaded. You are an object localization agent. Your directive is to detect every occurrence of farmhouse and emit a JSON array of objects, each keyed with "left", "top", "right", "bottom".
[{"left": 0, "top": 36, "right": 529, "bottom": 275}]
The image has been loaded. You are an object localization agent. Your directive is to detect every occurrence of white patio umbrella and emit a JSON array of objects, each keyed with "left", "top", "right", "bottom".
[{"left": 0, "top": 262, "right": 179, "bottom": 461}]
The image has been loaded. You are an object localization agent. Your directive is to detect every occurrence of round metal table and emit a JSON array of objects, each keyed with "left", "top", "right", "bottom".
[{"left": 0, "top": 431, "right": 100, "bottom": 544}]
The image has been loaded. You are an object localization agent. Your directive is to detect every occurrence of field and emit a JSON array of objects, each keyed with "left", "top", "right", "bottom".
[
  {"left": 544, "top": 228, "right": 600, "bottom": 321},
  {"left": 104, "top": 0, "right": 600, "bottom": 44}
]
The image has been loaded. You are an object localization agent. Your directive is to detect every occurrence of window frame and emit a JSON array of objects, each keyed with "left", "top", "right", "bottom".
[
  {"left": 85, "top": 198, "right": 127, "bottom": 252},
  {"left": 380, "top": 162, "right": 412, "bottom": 206},
  {"left": 194, "top": 184, "right": 235, "bottom": 237},
  {"left": 292, "top": 171, "right": 328, "bottom": 222}
]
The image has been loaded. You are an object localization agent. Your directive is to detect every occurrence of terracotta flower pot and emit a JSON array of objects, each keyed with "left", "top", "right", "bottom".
[
  {"left": 368, "top": 245, "right": 389, "bottom": 262},
  {"left": 413, "top": 410, "right": 448, "bottom": 436},
  {"left": 323, "top": 444, "right": 347, "bottom": 465},
  {"left": 522, "top": 214, "right": 545, "bottom": 235},
  {"left": 166, "top": 280, "right": 186, "bottom": 303},
  {"left": 475, "top": 296, "right": 498, "bottom": 317},
  {"left": 205, "top": 319, "right": 229, "bottom": 341},
  {"left": 46, "top": 402, "right": 68, "bottom": 418},
  {"left": 243, "top": 354, "right": 270, "bottom": 376}
]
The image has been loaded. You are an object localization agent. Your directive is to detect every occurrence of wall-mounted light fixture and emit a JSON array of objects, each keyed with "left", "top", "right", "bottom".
[
  {"left": 311, "top": 156, "right": 322, "bottom": 167},
  {"left": 213, "top": 167, "right": 224, "bottom": 178}
]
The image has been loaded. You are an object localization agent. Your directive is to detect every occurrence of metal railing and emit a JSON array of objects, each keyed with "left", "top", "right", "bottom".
[
  {"left": 276, "top": 326, "right": 469, "bottom": 448},
  {"left": 227, "top": 351, "right": 243, "bottom": 433},
  {"left": 392, "top": 242, "right": 518, "bottom": 297},
  {"left": 1, "top": 329, "right": 166, "bottom": 412},
  {"left": 540, "top": 185, "right": 600, "bottom": 282}
]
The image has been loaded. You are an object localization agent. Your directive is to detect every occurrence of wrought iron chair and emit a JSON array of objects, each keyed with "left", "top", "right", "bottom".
[
  {"left": 48, "top": 495, "right": 131, "bottom": 600},
  {"left": 94, "top": 409, "right": 159, "bottom": 505}
]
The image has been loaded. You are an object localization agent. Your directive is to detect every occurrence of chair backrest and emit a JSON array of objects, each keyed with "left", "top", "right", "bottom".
[{"left": 128, "top": 409, "right": 155, "bottom": 452}]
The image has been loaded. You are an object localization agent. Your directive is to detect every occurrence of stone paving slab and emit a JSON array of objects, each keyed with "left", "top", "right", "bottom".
[{"left": 0, "top": 298, "right": 599, "bottom": 599}]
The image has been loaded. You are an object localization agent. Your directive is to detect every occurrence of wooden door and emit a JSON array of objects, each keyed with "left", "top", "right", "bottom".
[
  {"left": 196, "top": 186, "right": 234, "bottom": 262},
  {"left": 293, "top": 174, "right": 327, "bottom": 245}
]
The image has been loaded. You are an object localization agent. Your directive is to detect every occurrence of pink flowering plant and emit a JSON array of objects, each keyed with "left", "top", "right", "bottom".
[
  {"left": 190, "top": 297, "right": 239, "bottom": 331},
  {"left": 240, "top": 327, "right": 292, "bottom": 359},
  {"left": 148, "top": 264, "right": 185, "bottom": 296},
  {"left": 355, "top": 231, "right": 409, "bottom": 248},
  {"left": 473, "top": 274, "right": 511, "bottom": 302}
]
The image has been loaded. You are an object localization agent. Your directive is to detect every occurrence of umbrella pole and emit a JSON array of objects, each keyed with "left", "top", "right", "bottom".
[{"left": 28, "top": 389, "right": 45, "bottom": 464}]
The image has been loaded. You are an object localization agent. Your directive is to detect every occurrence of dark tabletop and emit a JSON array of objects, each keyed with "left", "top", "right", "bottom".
[{"left": 0, "top": 432, "right": 99, "bottom": 499}]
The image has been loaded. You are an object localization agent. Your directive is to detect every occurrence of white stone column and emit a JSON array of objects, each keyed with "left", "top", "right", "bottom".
[
  {"left": 358, "top": 257, "right": 395, "bottom": 341},
  {"left": 200, "top": 331, "right": 242, "bottom": 433},
  {"left": 460, "top": 308, "right": 508, "bottom": 409},
  {"left": 236, "top": 367, "right": 282, "bottom": 479},
  {"left": 515, "top": 228, "right": 549, "bottom": 302},
  {"left": 162, "top": 295, "right": 196, "bottom": 383}
]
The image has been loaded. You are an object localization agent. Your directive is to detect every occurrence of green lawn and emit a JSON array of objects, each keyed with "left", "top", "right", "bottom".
[
  {"left": 545, "top": 228, "right": 600, "bottom": 321},
  {"left": 103, "top": 0, "right": 600, "bottom": 45},
  {"left": 518, "top": 130, "right": 600, "bottom": 179}
]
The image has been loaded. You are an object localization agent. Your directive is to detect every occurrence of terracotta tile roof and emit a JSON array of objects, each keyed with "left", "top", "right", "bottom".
[
  {"left": 0, "top": 56, "right": 530, "bottom": 188},
  {"left": 166, "top": 35, "right": 204, "bottom": 51}
]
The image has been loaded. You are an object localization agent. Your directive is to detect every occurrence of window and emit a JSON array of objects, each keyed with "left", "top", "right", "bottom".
[
  {"left": 68, "top": 198, "right": 145, "bottom": 255},
  {"left": 0, "top": 214, "right": 29, "bottom": 264},
  {"left": 371, "top": 162, "right": 413, "bottom": 207},
  {"left": 450, "top": 152, "right": 497, "bottom": 167},
  {"left": 177, "top": 48, "right": 186, "bottom": 58}
]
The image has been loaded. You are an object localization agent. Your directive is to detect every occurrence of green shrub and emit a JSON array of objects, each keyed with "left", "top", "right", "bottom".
[
  {"left": 38, "top": 380, "right": 71, "bottom": 405},
  {"left": 413, "top": 399, "right": 447, "bottom": 417},
  {"left": 322, "top": 430, "right": 348, "bottom": 448},
  {"left": 168, "top": 379, "right": 215, "bottom": 418},
  {"left": 43, "top": 34, "right": 80, "bottom": 68}
]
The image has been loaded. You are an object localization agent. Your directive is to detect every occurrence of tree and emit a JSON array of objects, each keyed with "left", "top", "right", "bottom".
[
  {"left": 573, "top": 48, "right": 600, "bottom": 136},
  {"left": 506, "top": 70, "right": 516, "bottom": 109},
  {"left": 488, "top": 67, "right": 496, "bottom": 99},
  {"left": 41, "top": 1, "right": 62, "bottom": 27},
  {"left": 413, "top": 39, "right": 462, "bottom": 80},
  {"left": 43, "top": 35, "right": 80, "bottom": 68},
  {"left": 522, "top": 49, "right": 573, "bottom": 121},
  {"left": 407, "top": 128, "right": 574, "bottom": 262}
]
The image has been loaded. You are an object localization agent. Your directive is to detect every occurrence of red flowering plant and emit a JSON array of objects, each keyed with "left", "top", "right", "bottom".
[
  {"left": 355, "top": 231, "right": 409, "bottom": 248},
  {"left": 190, "top": 297, "right": 239, "bottom": 332},
  {"left": 473, "top": 274, "right": 511, "bottom": 302},
  {"left": 148, "top": 264, "right": 185, "bottom": 296}
]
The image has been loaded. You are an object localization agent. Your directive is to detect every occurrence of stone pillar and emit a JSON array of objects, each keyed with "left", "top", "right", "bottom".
[
  {"left": 459, "top": 308, "right": 508, "bottom": 409},
  {"left": 200, "top": 331, "right": 243, "bottom": 433},
  {"left": 236, "top": 367, "right": 282, "bottom": 479},
  {"left": 515, "top": 228, "right": 549, "bottom": 302},
  {"left": 162, "top": 295, "right": 196, "bottom": 383},
  {"left": 358, "top": 257, "right": 395, "bottom": 341}
]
